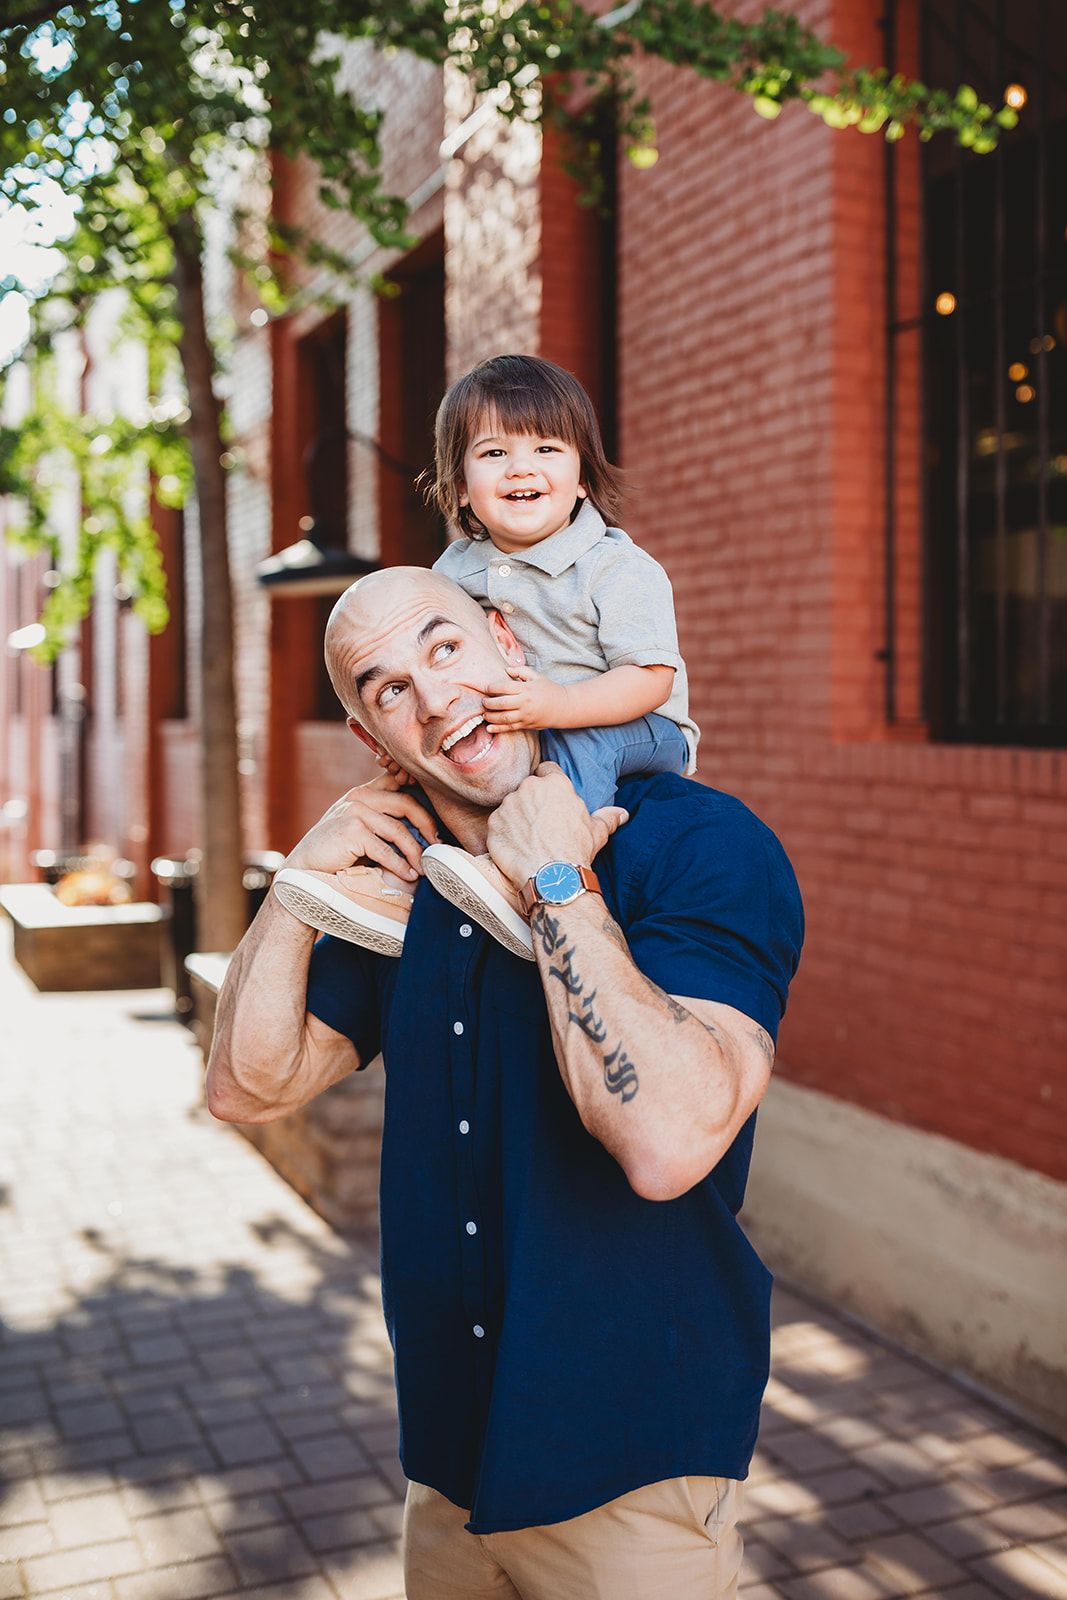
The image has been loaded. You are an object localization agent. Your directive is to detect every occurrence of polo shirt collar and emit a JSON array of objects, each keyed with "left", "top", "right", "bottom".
[{"left": 450, "top": 501, "right": 606, "bottom": 580}]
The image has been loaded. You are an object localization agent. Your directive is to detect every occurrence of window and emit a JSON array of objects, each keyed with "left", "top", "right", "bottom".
[
  {"left": 908, "top": 0, "right": 1067, "bottom": 743},
  {"left": 379, "top": 230, "right": 446, "bottom": 567}
]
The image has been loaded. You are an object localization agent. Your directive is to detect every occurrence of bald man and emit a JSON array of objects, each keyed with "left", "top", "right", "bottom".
[{"left": 207, "top": 567, "right": 803, "bottom": 1600}]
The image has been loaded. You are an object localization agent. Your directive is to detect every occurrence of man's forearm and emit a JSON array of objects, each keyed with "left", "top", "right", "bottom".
[
  {"left": 206, "top": 893, "right": 356, "bottom": 1123},
  {"left": 529, "top": 895, "right": 770, "bottom": 1200}
]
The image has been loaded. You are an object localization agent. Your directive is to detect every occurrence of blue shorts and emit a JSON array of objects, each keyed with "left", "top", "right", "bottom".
[{"left": 540, "top": 714, "right": 688, "bottom": 814}]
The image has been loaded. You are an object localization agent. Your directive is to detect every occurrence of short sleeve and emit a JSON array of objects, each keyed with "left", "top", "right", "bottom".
[
  {"left": 613, "top": 784, "right": 804, "bottom": 1042},
  {"left": 305, "top": 934, "right": 383, "bottom": 1067},
  {"left": 588, "top": 542, "right": 684, "bottom": 672}
]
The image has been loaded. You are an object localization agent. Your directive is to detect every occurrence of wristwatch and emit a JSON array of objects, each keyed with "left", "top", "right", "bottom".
[{"left": 518, "top": 861, "right": 602, "bottom": 919}]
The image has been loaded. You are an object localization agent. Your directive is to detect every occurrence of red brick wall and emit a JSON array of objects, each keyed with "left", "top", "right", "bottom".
[{"left": 617, "top": 0, "right": 1066, "bottom": 1180}]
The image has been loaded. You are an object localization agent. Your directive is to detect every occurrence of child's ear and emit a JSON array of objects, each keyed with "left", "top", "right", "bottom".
[
  {"left": 458, "top": 481, "right": 469, "bottom": 506},
  {"left": 577, "top": 484, "right": 587, "bottom": 499}
]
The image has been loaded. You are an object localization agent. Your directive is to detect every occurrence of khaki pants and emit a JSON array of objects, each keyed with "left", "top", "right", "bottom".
[{"left": 403, "top": 1476, "right": 744, "bottom": 1600}]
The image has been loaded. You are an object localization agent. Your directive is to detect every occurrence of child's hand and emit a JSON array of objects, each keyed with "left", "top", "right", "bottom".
[
  {"left": 483, "top": 664, "right": 568, "bottom": 731},
  {"left": 372, "top": 754, "right": 412, "bottom": 788}
]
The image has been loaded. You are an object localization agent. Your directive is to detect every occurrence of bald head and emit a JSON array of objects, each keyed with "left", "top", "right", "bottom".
[{"left": 325, "top": 566, "right": 496, "bottom": 718}]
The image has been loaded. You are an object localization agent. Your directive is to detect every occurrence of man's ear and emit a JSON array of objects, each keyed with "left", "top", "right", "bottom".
[
  {"left": 486, "top": 608, "right": 525, "bottom": 667},
  {"left": 348, "top": 716, "right": 383, "bottom": 758}
]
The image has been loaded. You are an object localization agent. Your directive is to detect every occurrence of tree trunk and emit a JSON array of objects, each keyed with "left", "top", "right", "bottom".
[{"left": 171, "top": 220, "right": 248, "bottom": 954}]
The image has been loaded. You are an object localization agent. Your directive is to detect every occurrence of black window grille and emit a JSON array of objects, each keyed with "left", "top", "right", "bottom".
[{"left": 888, "top": 0, "right": 1067, "bottom": 744}]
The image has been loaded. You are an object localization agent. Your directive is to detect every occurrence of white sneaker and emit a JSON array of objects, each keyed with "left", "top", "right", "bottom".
[
  {"left": 273, "top": 864, "right": 412, "bottom": 956},
  {"left": 420, "top": 844, "right": 534, "bottom": 961}
]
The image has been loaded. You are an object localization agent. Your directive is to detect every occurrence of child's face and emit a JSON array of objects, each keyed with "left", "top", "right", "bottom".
[{"left": 459, "top": 418, "right": 586, "bottom": 553}]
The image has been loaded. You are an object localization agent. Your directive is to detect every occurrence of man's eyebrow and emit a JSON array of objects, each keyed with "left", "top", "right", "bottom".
[
  {"left": 354, "top": 616, "right": 458, "bottom": 702},
  {"left": 416, "top": 614, "right": 457, "bottom": 646},
  {"left": 354, "top": 663, "right": 384, "bottom": 701}
]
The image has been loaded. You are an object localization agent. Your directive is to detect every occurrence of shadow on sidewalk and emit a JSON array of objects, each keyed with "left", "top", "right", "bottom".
[{"left": 0, "top": 1211, "right": 403, "bottom": 1590}]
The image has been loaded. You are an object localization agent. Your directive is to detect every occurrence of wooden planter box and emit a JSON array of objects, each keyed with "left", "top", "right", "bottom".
[{"left": 0, "top": 883, "right": 164, "bottom": 992}]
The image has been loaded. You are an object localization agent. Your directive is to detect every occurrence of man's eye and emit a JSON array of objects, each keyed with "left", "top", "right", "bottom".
[
  {"left": 432, "top": 640, "right": 458, "bottom": 662},
  {"left": 378, "top": 683, "right": 404, "bottom": 706}
]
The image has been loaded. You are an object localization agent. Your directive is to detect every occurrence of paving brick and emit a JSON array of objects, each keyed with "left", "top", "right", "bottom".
[
  {"left": 881, "top": 1478, "right": 999, "bottom": 1527},
  {"left": 113, "top": 1559, "right": 237, "bottom": 1600},
  {"left": 23, "top": 1536, "right": 145, "bottom": 1590},
  {"left": 281, "top": 1477, "right": 398, "bottom": 1520},
  {"left": 224, "top": 1524, "right": 319, "bottom": 1585},
  {"left": 823, "top": 1502, "right": 902, "bottom": 1543},
  {"left": 858, "top": 1530, "right": 968, "bottom": 1593},
  {"left": 0, "top": 1564, "right": 24, "bottom": 1600},
  {"left": 205, "top": 1422, "right": 284, "bottom": 1470},
  {"left": 132, "top": 1506, "right": 224, "bottom": 1564},
  {"left": 0, "top": 1519, "right": 55, "bottom": 1560},
  {"left": 51, "top": 1491, "right": 134, "bottom": 1549},
  {"left": 300, "top": 1507, "right": 382, "bottom": 1554},
  {"left": 288, "top": 1435, "right": 370, "bottom": 1482}
]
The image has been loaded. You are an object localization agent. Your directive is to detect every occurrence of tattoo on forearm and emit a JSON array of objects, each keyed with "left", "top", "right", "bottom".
[
  {"left": 603, "top": 1041, "right": 639, "bottom": 1101},
  {"left": 534, "top": 909, "right": 639, "bottom": 1103}
]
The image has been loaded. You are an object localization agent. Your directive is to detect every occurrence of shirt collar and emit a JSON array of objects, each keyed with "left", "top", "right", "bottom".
[{"left": 448, "top": 500, "right": 607, "bottom": 580}]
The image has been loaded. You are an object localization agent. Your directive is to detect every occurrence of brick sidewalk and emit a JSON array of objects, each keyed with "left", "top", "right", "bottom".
[{"left": 0, "top": 924, "right": 1064, "bottom": 1599}]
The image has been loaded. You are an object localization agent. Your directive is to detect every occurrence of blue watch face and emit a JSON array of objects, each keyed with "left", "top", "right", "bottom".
[{"left": 534, "top": 861, "right": 583, "bottom": 904}]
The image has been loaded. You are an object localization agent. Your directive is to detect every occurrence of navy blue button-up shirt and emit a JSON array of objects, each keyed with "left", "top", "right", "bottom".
[{"left": 306, "top": 774, "right": 804, "bottom": 1533}]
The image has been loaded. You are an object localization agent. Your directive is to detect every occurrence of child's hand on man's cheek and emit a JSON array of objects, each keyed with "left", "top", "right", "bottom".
[{"left": 482, "top": 665, "right": 567, "bottom": 731}]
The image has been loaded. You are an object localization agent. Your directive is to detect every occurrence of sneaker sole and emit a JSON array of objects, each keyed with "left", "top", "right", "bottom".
[
  {"left": 273, "top": 869, "right": 406, "bottom": 957},
  {"left": 420, "top": 845, "right": 535, "bottom": 961}
]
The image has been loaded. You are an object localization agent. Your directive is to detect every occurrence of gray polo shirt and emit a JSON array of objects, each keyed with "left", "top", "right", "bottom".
[{"left": 433, "top": 501, "right": 699, "bottom": 771}]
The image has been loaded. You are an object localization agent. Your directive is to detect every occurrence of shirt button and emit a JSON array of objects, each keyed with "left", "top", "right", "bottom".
[
  {"left": 465, "top": 1221, "right": 478, "bottom": 1236},
  {"left": 500, "top": 602, "right": 514, "bottom": 614},
  {"left": 498, "top": 564, "right": 512, "bottom": 576},
  {"left": 459, "top": 923, "right": 473, "bottom": 938},
  {"left": 453, "top": 1021, "right": 464, "bottom": 1036},
  {"left": 458, "top": 1120, "right": 470, "bottom": 1135},
  {"left": 473, "top": 1324, "right": 485, "bottom": 1339}
]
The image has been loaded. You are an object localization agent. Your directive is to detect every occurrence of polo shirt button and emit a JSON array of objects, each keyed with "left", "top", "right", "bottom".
[
  {"left": 453, "top": 1021, "right": 464, "bottom": 1036},
  {"left": 466, "top": 1221, "right": 478, "bottom": 1236},
  {"left": 458, "top": 1120, "right": 470, "bottom": 1134},
  {"left": 498, "top": 564, "right": 512, "bottom": 576},
  {"left": 501, "top": 602, "right": 514, "bottom": 614},
  {"left": 473, "top": 1324, "right": 485, "bottom": 1338},
  {"left": 459, "top": 923, "right": 473, "bottom": 938}
]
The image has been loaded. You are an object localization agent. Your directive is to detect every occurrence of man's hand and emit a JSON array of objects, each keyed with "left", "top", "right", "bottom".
[
  {"left": 281, "top": 774, "right": 439, "bottom": 883},
  {"left": 482, "top": 664, "right": 568, "bottom": 731},
  {"left": 486, "top": 761, "right": 628, "bottom": 887}
]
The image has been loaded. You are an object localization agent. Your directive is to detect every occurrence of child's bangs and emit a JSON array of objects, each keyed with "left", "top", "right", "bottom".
[{"left": 467, "top": 381, "right": 582, "bottom": 449}]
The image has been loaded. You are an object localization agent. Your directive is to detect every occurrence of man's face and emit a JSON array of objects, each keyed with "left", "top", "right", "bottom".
[{"left": 332, "top": 576, "right": 537, "bottom": 815}]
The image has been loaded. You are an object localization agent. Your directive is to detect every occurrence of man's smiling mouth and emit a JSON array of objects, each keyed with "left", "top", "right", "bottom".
[{"left": 440, "top": 714, "right": 496, "bottom": 766}]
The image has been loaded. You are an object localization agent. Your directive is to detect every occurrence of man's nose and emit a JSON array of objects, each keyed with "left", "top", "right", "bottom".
[{"left": 413, "top": 670, "right": 460, "bottom": 721}]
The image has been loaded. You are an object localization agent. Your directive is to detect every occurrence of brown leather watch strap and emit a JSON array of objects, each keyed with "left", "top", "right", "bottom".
[{"left": 518, "top": 865, "right": 602, "bottom": 920}]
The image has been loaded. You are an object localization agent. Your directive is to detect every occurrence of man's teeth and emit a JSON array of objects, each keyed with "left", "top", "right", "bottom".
[{"left": 441, "top": 715, "right": 486, "bottom": 754}]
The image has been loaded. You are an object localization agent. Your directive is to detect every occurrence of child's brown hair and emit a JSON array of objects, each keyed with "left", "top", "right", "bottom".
[{"left": 423, "top": 354, "right": 625, "bottom": 539}]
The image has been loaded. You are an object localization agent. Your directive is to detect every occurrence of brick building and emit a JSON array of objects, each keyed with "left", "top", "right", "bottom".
[{"left": 2, "top": 1, "right": 1064, "bottom": 1434}]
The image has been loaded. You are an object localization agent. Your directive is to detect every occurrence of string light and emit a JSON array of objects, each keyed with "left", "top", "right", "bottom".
[
  {"left": 1008, "top": 362, "right": 1028, "bottom": 382},
  {"left": 1004, "top": 84, "right": 1027, "bottom": 110},
  {"left": 935, "top": 292, "right": 956, "bottom": 316},
  {"left": 1015, "top": 384, "right": 1035, "bottom": 403}
]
